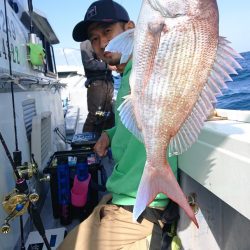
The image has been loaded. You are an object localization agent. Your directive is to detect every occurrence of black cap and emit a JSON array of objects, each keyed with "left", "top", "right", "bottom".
[{"left": 73, "top": 0, "right": 130, "bottom": 42}]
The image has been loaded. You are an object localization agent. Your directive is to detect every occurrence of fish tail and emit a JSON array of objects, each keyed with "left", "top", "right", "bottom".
[{"left": 133, "top": 161, "right": 199, "bottom": 228}]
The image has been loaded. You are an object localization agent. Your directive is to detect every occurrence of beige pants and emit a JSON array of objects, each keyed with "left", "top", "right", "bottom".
[{"left": 58, "top": 195, "right": 153, "bottom": 250}]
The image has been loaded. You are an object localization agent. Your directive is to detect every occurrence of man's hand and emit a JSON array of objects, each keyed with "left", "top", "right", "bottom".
[
  {"left": 94, "top": 132, "right": 110, "bottom": 157},
  {"left": 108, "top": 65, "right": 117, "bottom": 71},
  {"left": 116, "top": 63, "right": 127, "bottom": 73}
]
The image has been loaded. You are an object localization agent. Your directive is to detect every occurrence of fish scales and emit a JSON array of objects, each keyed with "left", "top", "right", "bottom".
[{"left": 145, "top": 25, "right": 217, "bottom": 132}]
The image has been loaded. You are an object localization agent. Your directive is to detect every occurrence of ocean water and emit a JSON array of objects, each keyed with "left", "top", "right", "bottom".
[
  {"left": 111, "top": 51, "right": 250, "bottom": 109},
  {"left": 216, "top": 51, "right": 250, "bottom": 110}
]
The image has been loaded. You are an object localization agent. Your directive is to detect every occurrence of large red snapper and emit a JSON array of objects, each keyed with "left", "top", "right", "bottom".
[{"left": 106, "top": 0, "right": 242, "bottom": 227}]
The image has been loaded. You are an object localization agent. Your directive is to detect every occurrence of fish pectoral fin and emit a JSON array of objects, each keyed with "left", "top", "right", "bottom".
[
  {"left": 105, "top": 29, "right": 134, "bottom": 64},
  {"left": 169, "top": 36, "right": 242, "bottom": 157},
  {"left": 133, "top": 161, "right": 198, "bottom": 228},
  {"left": 118, "top": 95, "right": 144, "bottom": 142}
]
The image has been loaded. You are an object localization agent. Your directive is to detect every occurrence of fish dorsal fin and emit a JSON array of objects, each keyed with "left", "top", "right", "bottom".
[
  {"left": 118, "top": 95, "right": 144, "bottom": 143},
  {"left": 105, "top": 29, "right": 135, "bottom": 64},
  {"left": 169, "top": 37, "right": 242, "bottom": 156}
]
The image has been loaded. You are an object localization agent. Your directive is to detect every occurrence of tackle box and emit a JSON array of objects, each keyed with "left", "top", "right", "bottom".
[{"left": 43, "top": 132, "right": 106, "bottom": 225}]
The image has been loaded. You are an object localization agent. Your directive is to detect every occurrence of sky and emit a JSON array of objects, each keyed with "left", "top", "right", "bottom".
[{"left": 33, "top": 0, "right": 250, "bottom": 64}]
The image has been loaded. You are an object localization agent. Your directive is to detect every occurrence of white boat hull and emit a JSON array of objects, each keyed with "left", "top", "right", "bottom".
[{"left": 178, "top": 109, "right": 250, "bottom": 249}]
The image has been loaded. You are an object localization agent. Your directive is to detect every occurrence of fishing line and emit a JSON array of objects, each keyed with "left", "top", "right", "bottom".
[{"left": 3, "top": 0, "right": 19, "bottom": 152}]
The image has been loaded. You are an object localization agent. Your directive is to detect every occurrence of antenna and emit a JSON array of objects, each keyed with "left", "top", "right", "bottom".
[{"left": 28, "top": 0, "right": 34, "bottom": 33}]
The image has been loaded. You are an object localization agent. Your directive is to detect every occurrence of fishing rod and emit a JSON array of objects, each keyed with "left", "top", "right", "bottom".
[
  {"left": 1, "top": 1, "right": 51, "bottom": 249},
  {"left": 0, "top": 133, "right": 20, "bottom": 179}
]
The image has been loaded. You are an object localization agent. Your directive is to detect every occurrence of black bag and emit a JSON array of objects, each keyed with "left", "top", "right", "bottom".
[{"left": 144, "top": 201, "right": 180, "bottom": 250}]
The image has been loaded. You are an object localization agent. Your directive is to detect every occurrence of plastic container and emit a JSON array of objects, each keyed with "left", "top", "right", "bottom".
[
  {"left": 71, "top": 157, "right": 90, "bottom": 207},
  {"left": 76, "top": 158, "right": 88, "bottom": 181},
  {"left": 57, "top": 156, "right": 72, "bottom": 225},
  {"left": 71, "top": 174, "right": 91, "bottom": 207}
]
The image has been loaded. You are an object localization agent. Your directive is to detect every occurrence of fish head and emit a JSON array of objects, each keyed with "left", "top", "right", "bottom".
[
  {"left": 147, "top": 0, "right": 188, "bottom": 18},
  {"left": 147, "top": 0, "right": 218, "bottom": 20}
]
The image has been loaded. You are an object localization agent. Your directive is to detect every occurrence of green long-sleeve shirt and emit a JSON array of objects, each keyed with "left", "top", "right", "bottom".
[{"left": 106, "top": 60, "right": 178, "bottom": 207}]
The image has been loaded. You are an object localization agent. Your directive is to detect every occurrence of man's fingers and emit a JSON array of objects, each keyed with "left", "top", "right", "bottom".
[
  {"left": 93, "top": 132, "right": 110, "bottom": 157},
  {"left": 95, "top": 148, "right": 106, "bottom": 157},
  {"left": 94, "top": 144, "right": 107, "bottom": 157}
]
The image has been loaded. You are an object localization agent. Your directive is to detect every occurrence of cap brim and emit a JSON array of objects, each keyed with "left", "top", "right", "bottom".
[
  {"left": 73, "top": 19, "right": 118, "bottom": 42},
  {"left": 72, "top": 20, "right": 90, "bottom": 42}
]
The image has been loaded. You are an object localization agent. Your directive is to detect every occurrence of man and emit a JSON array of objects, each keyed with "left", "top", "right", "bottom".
[
  {"left": 80, "top": 40, "right": 114, "bottom": 134},
  {"left": 59, "top": 1, "right": 179, "bottom": 249}
]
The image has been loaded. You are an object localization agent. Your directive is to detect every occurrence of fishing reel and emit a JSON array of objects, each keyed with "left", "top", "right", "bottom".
[
  {"left": 1, "top": 189, "right": 39, "bottom": 233},
  {"left": 16, "top": 161, "right": 38, "bottom": 180},
  {"left": 15, "top": 156, "right": 50, "bottom": 182},
  {"left": 1, "top": 151, "right": 50, "bottom": 234}
]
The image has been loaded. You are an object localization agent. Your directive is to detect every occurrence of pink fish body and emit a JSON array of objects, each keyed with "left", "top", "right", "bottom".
[{"left": 107, "top": 0, "right": 242, "bottom": 227}]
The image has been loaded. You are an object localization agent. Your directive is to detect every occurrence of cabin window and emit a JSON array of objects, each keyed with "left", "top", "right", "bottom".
[{"left": 43, "top": 40, "right": 57, "bottom": 76}]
